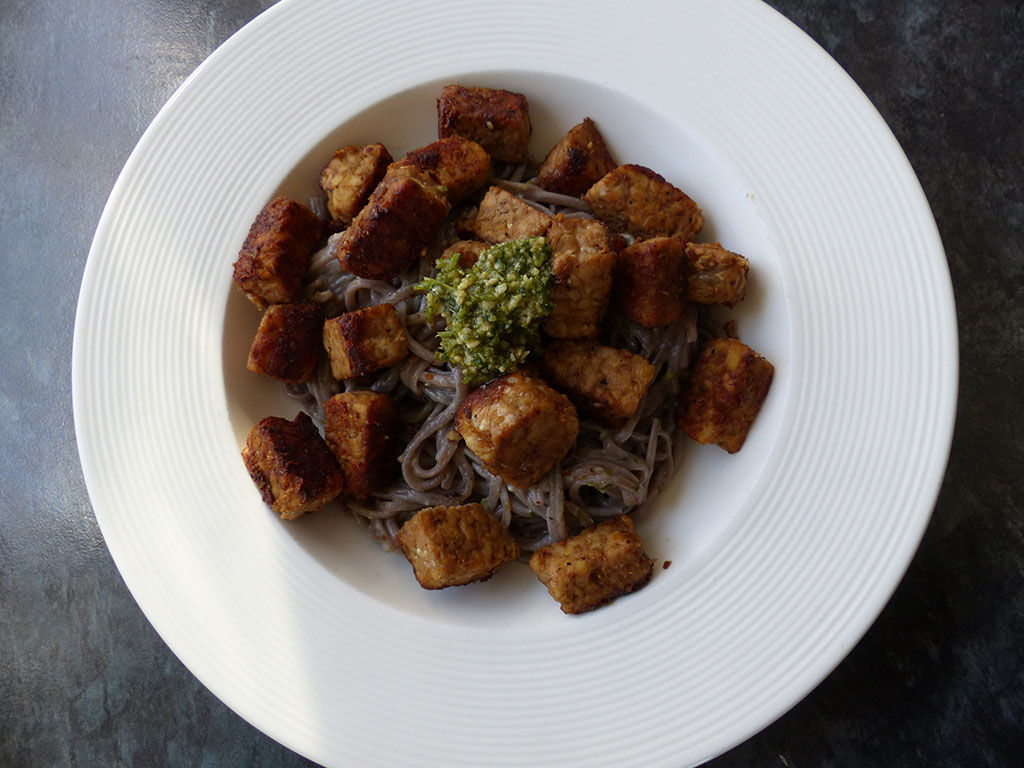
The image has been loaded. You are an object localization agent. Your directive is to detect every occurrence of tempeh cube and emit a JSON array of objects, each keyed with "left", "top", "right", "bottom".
[
  {"left": 684, "top": 241, "right": 750, "bottom": 307},
  {"left": 440, "top": 239, "right": 489, "bottom": 268},
  {"left": 322, "top": 303, "right": 408, "bottom": 380},
  {"left": 336, "top": 166, "right": 449, "bottom": 280},
  {"left": 541, "top": 341, "right": 655, "bottom": 426},
  {"left": 455, "top": 371, "right": 578, "bottom": 489},
  {"left": 614, "top": 236, "right": 689, "bottom": 327},
  {"left": 676, "top": 338, "right": 774, "bottom": 453},
  {"left": 529, "top": 515, "right": 653, "bottom": 614},
  {"left": 543, "top": 216, "right": 615, "bottom": 339},
  {"left": 583, "top": 164, "right": 703, "bottom": 242},
  {"left": 437, "top": 84, "right": 531, "bottom": 164},
  {"left": 396, "top": 503, "right": 520, "bottom": 589},
  {"left": 246, "top": 303, "right": 323, "bottom": 383},
  {"left": 232, "top": 197, "right": 325, "bottom": 309},
  {"left": 472, "top": 185, "right": 552, "bottom": 243},
  {"left": 319, "top": 143, "right": 393, "bottom": 223},
  {"left": 538, "top": 117, "right": 616, "bottom": 197},
  {"left": 241, "top": 412, "right": 344, "bottom": 520},
  {"left": 397, "top": 136, "right": 491, "bottom": 204},
  {"left": 324, "top": 391, "right": 401, "bottom": 499}
]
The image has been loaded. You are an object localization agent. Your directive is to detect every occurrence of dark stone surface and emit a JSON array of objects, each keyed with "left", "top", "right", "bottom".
[{"left": 1, "top": 1, "right": 1020, "bottom": 765}]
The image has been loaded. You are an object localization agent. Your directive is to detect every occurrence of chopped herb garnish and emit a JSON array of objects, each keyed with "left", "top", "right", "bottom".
[{"left": 417, "top": 237, "right": 553, "bottom": 384}]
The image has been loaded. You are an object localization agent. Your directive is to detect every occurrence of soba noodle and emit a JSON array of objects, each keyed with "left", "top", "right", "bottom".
[{"left": 287, "top": 178, "right": 698, "bottom": 551}]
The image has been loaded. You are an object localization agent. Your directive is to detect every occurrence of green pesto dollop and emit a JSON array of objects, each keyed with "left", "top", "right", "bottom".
[{"left": 417, "top": 236, "right": 553, "bottom": 384}]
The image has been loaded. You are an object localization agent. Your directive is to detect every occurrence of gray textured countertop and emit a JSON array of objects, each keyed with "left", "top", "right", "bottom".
[{"left": 2, "top": 1, "right": 1021, "bottom": 765}]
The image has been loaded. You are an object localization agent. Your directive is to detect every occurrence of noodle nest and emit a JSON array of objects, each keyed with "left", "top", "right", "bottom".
[{"left": 287, "top": 173, "right": 698, "bottom": 551}]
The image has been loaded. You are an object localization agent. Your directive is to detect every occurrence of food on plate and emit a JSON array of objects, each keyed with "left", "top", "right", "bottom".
[
  {"left": 684, "top": 241, "right": 750, "bottom": 307},
  {"left": 324, "top": 391, "right": 401, "bottom": 499},
  {"left": 319, "top": 143, "right": 393, "bottom": 223},
  {"left": 246, "top": 302, "right": 323, "bottom": 383},
  {"left": 543, "top": 216, "right": 615, "bottom": 340},
  {"left": 233, "top": 84, "right": 774, "bottom": 612},
  {"left": 322, "top": 302, "right": 408, "bottom": 380},
  {"left": 418, "top": 237, "right": 553, "bottom": 384},
  {"left": 336, "top": 163, "right": 449, "bottom": 280},
  {"left": 471, "top": 185, "right": 553, "bottom": 242},
  {"left": 584, "top": 163, "right": 703, "bottom": 242},
  {"left": 241, "top": 412, "right": 344, "bottom": 519},
  {"left": 537, "top": 117, "right": 617, "bottom": 197},
  {"left": 396, "top": 136, "right": 491, "bottom": 204},
  {"left": 529, "top": 515, "right": 653, "bottom": 614},
  {"left": 232, "top": 197, "right": 325, "bottom": 309},
  {"left": 396, "top": 502, "right": 520, "bottom": 589},
  {"left": 437, "top": 84, "right": 531, "bottom": 164},
  {"left": 440, "top": 238, "right": 488, "bottom": 267},
  {"left": 541, "top": 341, "right": 655, "bottom": 427},
  {"left": 676, "top": 338, "right": 774, "bottom": 453},
  {"left": 455, "top": 370, "right": 579, "bottom": 489},
  {"left": 614, "top": 235, "right": 690, "bottom": 327}
]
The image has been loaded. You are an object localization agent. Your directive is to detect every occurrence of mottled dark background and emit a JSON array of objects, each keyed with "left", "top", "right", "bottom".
[{"left": 1, "top": 1, "right": 1021, "bottom": 765}]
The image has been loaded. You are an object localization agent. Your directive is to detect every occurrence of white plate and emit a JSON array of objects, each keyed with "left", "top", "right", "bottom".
[{"left": 72, "top": 0, "right": 957, "bottom": 765}]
